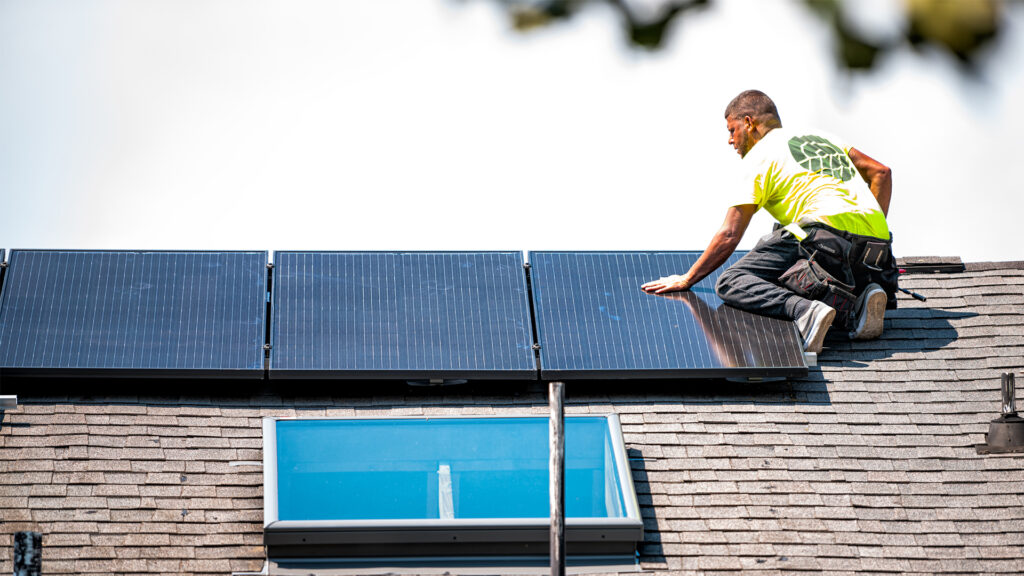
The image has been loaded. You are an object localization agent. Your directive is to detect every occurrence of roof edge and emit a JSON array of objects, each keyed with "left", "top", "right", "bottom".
[
  {"left": 896, "top": 257, "right": 1024, "bottom": 273},
  {"left": 896, "top": 256, "right": 964, "bottom": 274},
  {"left": 963, "top": 260, "right": 1024, "bottom": 272}
]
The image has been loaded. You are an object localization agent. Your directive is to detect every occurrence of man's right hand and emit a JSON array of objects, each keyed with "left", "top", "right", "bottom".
[
  {"left": 641, "top": 274, "right": 692, "bottom": 294},
  {"left": 641, "top": 205, "right": 756, "bottom": 296}
]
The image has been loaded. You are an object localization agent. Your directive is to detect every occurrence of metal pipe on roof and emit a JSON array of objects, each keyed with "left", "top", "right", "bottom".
[
  {"left": 549, "top": 381, "right": 565, "bottom": 576},
  {"left": 1001, "top": 373, "right": 1017, "bottom": 416},
  {"left": 978, "top": 372, "right": 1024, "bottom": 455}
]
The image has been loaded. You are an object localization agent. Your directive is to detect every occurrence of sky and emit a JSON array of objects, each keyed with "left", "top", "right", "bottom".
[{"left": 1, "top": 0, "right": 1022, "bottom": 263}]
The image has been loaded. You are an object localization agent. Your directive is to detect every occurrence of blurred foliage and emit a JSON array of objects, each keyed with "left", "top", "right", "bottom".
[{"left": 489, "top": 0, "right": 1007, "bottom": 72}]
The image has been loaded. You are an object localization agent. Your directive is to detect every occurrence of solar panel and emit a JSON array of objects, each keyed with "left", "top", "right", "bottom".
[
  {"left": 269, "top": 252, "right": 537, "bottom": 380},
  {"left": 0, "top": 250, "right": 267, "bottom": 377},
  {"left": 529, "top": 251, "right": 808, "bottom": 379}
]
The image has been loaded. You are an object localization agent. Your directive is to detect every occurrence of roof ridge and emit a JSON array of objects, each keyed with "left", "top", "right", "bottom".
[
  {"left": 963, "top": 261, "right": 1024, "bottom": 272},
  {"left": 896, "top": 257, "right": 1024, "bottom": 273},
  {"left": 897, "top": 256, "right": 965, "bottom": 274}
]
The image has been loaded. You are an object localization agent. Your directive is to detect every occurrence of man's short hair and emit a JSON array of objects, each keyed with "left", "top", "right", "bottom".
[{"left": 725, "top": 90, "right": 782, "bottom": 128}]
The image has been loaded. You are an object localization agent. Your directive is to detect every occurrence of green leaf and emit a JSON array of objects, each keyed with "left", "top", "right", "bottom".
[{"left": 787, "top": 135, "right": 855, "bottom": 182}]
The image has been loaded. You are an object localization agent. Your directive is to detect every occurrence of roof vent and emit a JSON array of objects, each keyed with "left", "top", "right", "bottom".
[{"left": 977, "top": 373, "right": 1024, "bottom": 454}]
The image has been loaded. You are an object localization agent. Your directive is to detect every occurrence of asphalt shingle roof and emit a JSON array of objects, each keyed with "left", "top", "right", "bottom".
[{"left": 1, "top": 261, "right": 1022, "bottom": 575}]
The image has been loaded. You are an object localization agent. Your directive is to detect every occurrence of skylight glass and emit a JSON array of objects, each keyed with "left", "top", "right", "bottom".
[{"left": 263, "top": 415, "right": 643, "bottom": 560}]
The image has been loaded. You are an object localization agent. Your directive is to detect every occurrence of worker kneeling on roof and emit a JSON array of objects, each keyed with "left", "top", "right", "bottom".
[{"left": 642, "top": 90, "right": 898, "bottom": 354}]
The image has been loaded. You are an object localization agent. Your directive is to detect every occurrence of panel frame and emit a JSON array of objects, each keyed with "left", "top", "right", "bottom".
[
  {"left": 0, "top": 249, "right": 7, "bottom": 315},
  {"left": 268, "top": 251, "right": 538, "bottom": 381},
  {"left": 0, "top": 249, "right": 269, "bottom": 379},
  {"left": 262, "top": 414, "right": 644, "bottom": 558},
  {"left": 528, "top": 250, "right": 809, "bottom": 380}
]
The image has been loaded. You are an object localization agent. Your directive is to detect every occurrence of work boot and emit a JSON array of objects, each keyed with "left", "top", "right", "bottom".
[
  {"left": 849, "top": 283, "right": 886, "bottom": 340},
  {"left": 795, "top": 300, "right": 836, "bottom": 354}
]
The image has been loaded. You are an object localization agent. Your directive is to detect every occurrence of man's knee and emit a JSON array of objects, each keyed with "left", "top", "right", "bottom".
[{"left": 715, "top": 269, "right": 739, "bottom": 302}]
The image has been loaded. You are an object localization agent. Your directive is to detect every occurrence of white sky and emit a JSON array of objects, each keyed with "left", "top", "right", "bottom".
[{"left": 2, "top": 0, "right": 1022, "bottom": 262}]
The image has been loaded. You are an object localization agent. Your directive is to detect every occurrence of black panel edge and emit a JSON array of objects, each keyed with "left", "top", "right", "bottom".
[
  {"left": 0, "top": 248, "right": 8, "bottom": 326},
  {"left": 524, "top": 251, "right": 549, "bottom": 380},
  {"left": 268, "top": 251, "right": 282, "bottom": 374},
  {"left": 5, "top": 249, "right": 269, "bottom": 255},
  {"left": 268, "top": 369, "right": 539, "bottom": 381},
  {"left": 540, "top": 366, "right": 808, "bottom": 381},
  {"left": 272, "top": 250, "right": 529, "bottom": 255},
  {"left": 0, "top": 367, "right": 265, "bottom": 379},
  {"left": 521, "top": 258, "right": 543, "bottom": 376},
  {"left": 264, "top": 257, "right": 274, "bottom": 378}
]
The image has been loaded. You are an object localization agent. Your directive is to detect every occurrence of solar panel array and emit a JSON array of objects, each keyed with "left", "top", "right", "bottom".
[
  {"left": 529, "top": 251, "right": 807, "bottom": 379},
  {"left": 0, "top": 248, "right": 808, "bottom": 381},
  {"left": 0, "top": 250, "right": 267, "bottom": 377},
  {"left": 269, "top": 252, "right": 537, "bottom": 379}
]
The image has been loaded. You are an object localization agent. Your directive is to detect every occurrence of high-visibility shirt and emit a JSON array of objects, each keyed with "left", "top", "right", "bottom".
[{"left": 731, "top": 128, "right": 889, "bottom": 240}]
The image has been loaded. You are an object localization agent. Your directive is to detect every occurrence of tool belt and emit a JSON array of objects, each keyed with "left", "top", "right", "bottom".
[
  {"left": 779, "top": 257, "right": 858, "bottom": 320},
  {"left": 779, "top": 221, "right": 900, "bottom": 316}
]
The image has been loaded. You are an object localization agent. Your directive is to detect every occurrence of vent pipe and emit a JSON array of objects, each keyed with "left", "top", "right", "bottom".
[
  {"left": 1001, "top": 372, "right": 1016, "bottom": 417},
  {"left": 977, "top": 373, "right": 1024, "bottom": 454}
]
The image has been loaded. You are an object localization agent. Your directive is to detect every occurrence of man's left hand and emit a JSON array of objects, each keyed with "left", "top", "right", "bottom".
[{"left": 641, "top": 274, "right": 692, "bottom": 294}]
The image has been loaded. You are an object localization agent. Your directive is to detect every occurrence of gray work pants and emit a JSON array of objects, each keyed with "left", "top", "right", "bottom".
[{"left": 715, "top": 229, "right": 813, "bottom": 321}]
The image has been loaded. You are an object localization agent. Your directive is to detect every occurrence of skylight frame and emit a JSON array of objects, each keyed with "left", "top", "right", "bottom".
[{"left": 262, "top": 414, "right": 643, "bottom": 559}]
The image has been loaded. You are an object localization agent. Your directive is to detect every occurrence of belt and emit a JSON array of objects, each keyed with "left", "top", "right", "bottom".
[{"left": 795, "top": 219, "right": 893, "bottom": 272}]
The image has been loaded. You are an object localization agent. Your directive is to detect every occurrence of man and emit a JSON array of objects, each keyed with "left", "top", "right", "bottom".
[{"left": 641, "top": 90, "right": 896, "bottom": 354}]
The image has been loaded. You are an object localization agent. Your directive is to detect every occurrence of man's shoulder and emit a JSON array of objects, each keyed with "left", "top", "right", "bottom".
[
  {"left": 778, "top": 127, "right": 852, "bottom": 154},
  {"left": 749, "top": 127, "right": 854, "bottom": 166}
]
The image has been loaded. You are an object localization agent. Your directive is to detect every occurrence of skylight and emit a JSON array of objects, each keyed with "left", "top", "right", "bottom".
[{"left": 262, "top": 415, "right": 643, "bottom": 563}]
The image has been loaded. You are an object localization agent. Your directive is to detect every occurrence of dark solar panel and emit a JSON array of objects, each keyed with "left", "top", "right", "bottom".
[
  {"left": 269, "top": 252, "right": 537, "bottom": 380},
  {"left": 0, "top": 250, "right": 267, "bottom": 377},
  {"left": 529, "top": 251, "right": 808, "bottom": 379}
]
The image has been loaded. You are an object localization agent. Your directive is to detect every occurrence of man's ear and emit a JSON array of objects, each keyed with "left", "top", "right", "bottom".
[{"left": 743, "top": 115, "right": 756, "bottom": 132}]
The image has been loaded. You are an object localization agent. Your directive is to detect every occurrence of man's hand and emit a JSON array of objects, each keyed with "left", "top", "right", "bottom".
[
  {"left": 642, "top": 274, "right": 693, "bottom": 294},
  {"left": 639, "top": 204, "right": 757, "bottom": 296}
]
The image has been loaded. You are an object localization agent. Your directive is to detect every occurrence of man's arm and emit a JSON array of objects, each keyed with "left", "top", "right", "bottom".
[
  {"left": 641, "top": 204, "right": 757, "bottom": 294},
  {"left": 849, "top": 147, "right": 892, "bottom": 217}
]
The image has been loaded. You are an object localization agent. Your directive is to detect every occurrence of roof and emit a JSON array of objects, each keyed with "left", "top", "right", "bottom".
[{"left": 1, "top": 259, "right": 1023, "bottom": 575}]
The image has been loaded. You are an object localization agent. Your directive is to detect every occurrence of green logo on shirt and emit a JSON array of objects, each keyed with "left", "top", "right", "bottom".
[{"left": 788, "top": 135, "right": 855, "bottom": 182}]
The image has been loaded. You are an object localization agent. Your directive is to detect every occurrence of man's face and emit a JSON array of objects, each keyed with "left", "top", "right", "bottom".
[{"left": 726, "top": 115, "right": 753, "bottom": 158}]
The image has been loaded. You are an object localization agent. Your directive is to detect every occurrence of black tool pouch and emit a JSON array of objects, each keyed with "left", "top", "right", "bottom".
[
  {"left": 790, "top": 222, "right": 901, "bottom": 313},
  {"left": 799, "top": 227, "right": 854, "bottom": 285},
  {"left": 853, "top": 236, "right": 900, "bottom": 310},
  {"left": 780, "top": 256, "right": 857, "bottom": 328}
]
